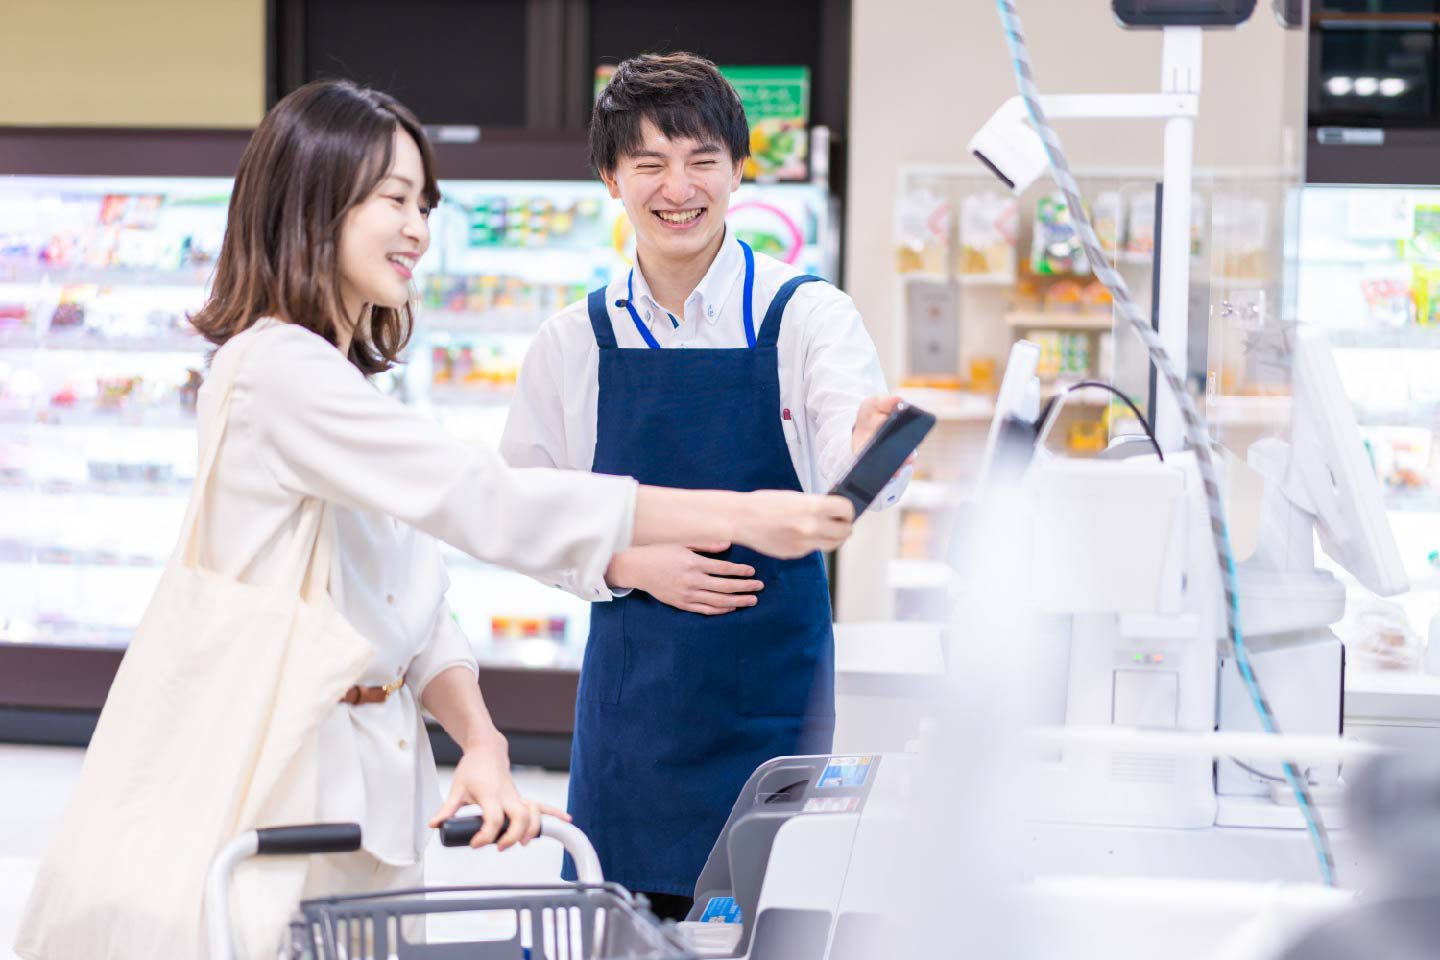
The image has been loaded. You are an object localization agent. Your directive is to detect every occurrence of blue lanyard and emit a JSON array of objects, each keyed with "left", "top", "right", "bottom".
[{"left": 622, "top": 239, "right": 758, "bottom": 349}]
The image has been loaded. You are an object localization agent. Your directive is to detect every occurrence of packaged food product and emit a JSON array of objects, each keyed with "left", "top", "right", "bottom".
[
  {"left": 1412, "top": 264, "right": 1440, "bottom": 325},
  {"left": 1126, "top": 193, "right": 1155, "bottom": 255},
  {"left": 894, "top": 186, "right": 949, "bottom": 274},
  {"left": 1212, "top": 193, "right": 1268, "bottom": 278},
  {"left": 1044, "top": 280, "right": 1084, "bottom": 312},
  {"left": 1342, "top": 600, "right": 1423, "bottom": 672},
  {"left": 959, "top": 193, "right": 1018, "bottom": 277},
  {"left": 1360, "top": 276, "right": 1415, "bottom": 327},
  {"left": 1093, "top": 191, "right": 1123, "bottom": 253},
  {"left": 1031, "top": 194, "right": 1088, "bottom": 275}
]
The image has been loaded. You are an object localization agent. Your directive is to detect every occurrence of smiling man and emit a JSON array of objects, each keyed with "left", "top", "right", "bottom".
[{"left": 499, "top": 52, "right": 906, "bottom": 920}]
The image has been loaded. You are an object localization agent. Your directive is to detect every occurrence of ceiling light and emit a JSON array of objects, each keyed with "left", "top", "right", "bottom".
[
  {"left": 1326, "top": 76, "right": 1353, "bottom": 96},
  {"left": 1380, "top": 77, "right": 1408, "bottom": 97},
  {"left": 1354, "top": 76, "right": 1380, "bottom": 96}
]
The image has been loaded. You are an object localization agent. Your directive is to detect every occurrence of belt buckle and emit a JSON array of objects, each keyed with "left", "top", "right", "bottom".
[{"left": 382, "top": 675, "right": 404, "bottom": 698}]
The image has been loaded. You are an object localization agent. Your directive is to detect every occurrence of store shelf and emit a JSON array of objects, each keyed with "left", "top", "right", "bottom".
[
  {"left": 2, "top": 555, "right": 164, "bottom": 570},
  {"left": 1358, "top": 407, "right": 1440, "bottom": 429},
  {"left": 0, "top": 264, "right": 213, "bottom": 287},
  {"left": 1208, "top": 276, "right": 1269, "bottom": 291},
  {"left": 896, "top": 388, "right": 995, "bottom": 422},
  {"left": 0, "top": 481, "right": 189, "bottom": 500},
  {"left": 888, "top": 558, "right": 954, "bottom": 591},
  {"left": 1005, "top": 310, "right": 1113, "bottom": 331},
  {"left": 1038, "top": 385, "right": 1113, "bottom": 408},
  {"left": 898, "top": 479, "right": 958, "bottom": 512},
  {"left": 0, "top": 330, "right": 207, "bottom": 354},
  {"left": 419, "top": 310, "right": 549, "bottom": 336},
  {"left": 899, "top": 271, "right": 1016, "bottom": 287},
  {"left": 30, "top": 406, "right": 198, "bottom": 429},
  {"left": 425, "top": 385, "right": 516, "bottom": 407},
  {"left": 1328, "top": 326, "right": 1440, "bottom": 351},
  {"left": 1381, "top": 489, "right": 1440, "bottom": 514},
  {"left": 1207, "top": 395, "right": 1292, "bottom": 427}
]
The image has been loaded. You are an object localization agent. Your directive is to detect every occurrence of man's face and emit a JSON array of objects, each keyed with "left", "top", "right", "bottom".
[{"left": 602, "top": 117, "right": 744, "bottom": 264}]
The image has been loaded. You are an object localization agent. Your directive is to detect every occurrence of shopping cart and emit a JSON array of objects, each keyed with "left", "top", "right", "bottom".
[{"left": 204, "top": 814, "right": 696, "bottom": 959}]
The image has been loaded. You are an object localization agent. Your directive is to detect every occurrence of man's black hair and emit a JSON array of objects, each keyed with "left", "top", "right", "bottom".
[{"left": 590, "top": 52, "right": 750, "bottom": 174}]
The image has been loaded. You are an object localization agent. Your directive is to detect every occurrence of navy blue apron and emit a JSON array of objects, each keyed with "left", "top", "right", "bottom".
[{"left": 565, "top": 241, "right": 836, "bottom": 896}]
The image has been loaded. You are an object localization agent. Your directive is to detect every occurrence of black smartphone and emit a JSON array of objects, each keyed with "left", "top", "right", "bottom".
[{"left": 829, "top": 403, "right": 936, "bottom": 517}]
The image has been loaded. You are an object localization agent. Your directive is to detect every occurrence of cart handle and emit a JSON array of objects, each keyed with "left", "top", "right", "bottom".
[
  {"left": 205, "top": 822, "right": 362, "bottom": 960},
  {"left": 441, "top": 814, "right": 605, "bottom": 885}
]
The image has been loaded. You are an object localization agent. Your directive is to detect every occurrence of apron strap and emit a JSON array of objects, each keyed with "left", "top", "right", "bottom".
[
  {"left": 757, "top": 275, "right": 825, "bottom": 349},
  {"left": 587, "top": 287, "right": 618, "bottom": 350}
]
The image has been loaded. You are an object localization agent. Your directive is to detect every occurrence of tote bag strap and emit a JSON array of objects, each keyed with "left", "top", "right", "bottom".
[
  {"left": 173, "top": 326, "right": 336, "bottom": 601},
  {"left": 175, "top": 332, "right": 259, "bottom": 568}
]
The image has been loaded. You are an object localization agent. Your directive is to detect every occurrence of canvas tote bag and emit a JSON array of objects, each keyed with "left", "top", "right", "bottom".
[{"left": 15, "top": 331, "right": 374, "bottom": 959}]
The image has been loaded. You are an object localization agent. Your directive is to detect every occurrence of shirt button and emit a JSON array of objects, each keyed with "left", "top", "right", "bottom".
[
  {"left": 386, "top": 594, "right": 395, "bottom": 605},
  {"left": 398, "top": 739, "right": 407, "bottom": 750},
  {"left": 707, "top": 305, "right": 715, "bottom": 318}
]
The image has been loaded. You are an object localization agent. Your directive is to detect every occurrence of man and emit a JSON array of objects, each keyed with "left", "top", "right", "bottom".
[{"left": 500, "top": 52, "right": 907, "bottom": 920}]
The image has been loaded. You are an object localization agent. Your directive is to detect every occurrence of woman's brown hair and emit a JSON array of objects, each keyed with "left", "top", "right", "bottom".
[{"left": 191, "top": 79, "right": 441, "bottom": 375}]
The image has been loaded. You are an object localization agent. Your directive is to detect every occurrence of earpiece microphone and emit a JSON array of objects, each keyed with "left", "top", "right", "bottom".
[{"left": 614, "top": 299, "right": 630, "bottom": 309}]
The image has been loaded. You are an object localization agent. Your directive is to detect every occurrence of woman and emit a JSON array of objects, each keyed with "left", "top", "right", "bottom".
[{"left": 18, "top": 78, "right": 853, "bottom": 956}]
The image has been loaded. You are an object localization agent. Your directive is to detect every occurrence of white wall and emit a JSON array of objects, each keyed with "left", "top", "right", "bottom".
[{"left": 837, "top": 0, "right": 1307, "bottom": 620}]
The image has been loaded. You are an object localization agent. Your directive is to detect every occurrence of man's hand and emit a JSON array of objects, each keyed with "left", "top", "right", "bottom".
[
  {"left": 852, "top": 394, "right": 910, "bottom": 455},
  {"left": 606, "top": 543, "right": 763, "bottom": 615},
  {"left": 851, "top": 395, "right": 917, "bottom": 488}
]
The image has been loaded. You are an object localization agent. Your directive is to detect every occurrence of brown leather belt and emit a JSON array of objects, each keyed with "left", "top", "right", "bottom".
[{"left": 340, "top": 676, "right": 404, "bottom": 705}]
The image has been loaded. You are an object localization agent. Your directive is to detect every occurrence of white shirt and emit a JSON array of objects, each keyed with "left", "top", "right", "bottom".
[
  {"left": 198, "top": 319, "right": 638, "bottom": 864},
  {"left": 500, "top": 232, "right": 906, "bottom": 600}
]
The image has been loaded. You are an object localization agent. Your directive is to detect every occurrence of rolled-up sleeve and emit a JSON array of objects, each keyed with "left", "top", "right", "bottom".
[
  {"left": 407, "top": 597, "right": 478, "bottom": 698},
  {"left": 233, "top": 324, "right": 636, "bottom": 587}
]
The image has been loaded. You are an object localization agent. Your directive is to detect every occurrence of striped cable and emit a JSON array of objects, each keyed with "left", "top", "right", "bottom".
[{"left": 994, "top": 0, "right": 1335, "bottom": 886}]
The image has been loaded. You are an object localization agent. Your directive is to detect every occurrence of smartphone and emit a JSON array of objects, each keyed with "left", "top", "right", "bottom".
[{"left": 829, "top": 403, "right": 936, "bottom": 516}]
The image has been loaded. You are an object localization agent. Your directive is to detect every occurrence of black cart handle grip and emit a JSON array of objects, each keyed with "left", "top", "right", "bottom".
[
  {"left": 255, "top": 822, "right": 363, "bottom": 856},
  {"left": 440, "top": 815, "right": 513, "bottom": 847}
]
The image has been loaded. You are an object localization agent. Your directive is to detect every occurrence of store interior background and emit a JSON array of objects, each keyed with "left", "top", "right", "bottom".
[
  {"left": 0, "top": 0, "right": 1304, "bottom": 618},
  {"left": 0, "top": 0, "right": 1398, "bottom": 953}
]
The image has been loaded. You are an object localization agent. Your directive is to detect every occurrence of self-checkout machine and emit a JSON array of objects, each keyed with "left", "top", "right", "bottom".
[
  {"left": 971, "top": 0, "right": 1416, "bottom": 931},
  {"left": 668, "top": 754, "right": 906, "bottom": 959}
]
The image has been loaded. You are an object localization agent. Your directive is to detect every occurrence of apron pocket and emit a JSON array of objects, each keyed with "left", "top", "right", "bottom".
[
  {"left": 737, "top": 579, "right": 835, "bottom": 718},
  {"left": 578, "top": 604, "right": 626, "bottom": 705}
]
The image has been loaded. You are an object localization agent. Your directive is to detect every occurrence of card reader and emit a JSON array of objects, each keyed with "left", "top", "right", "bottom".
[{"left": 828, "top": 403, "right": 935, "bottom": 517}]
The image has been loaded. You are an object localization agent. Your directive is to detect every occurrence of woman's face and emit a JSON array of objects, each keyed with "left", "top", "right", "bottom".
[{"left": 337, "top": 128, "right": 432, "bottom": 326}]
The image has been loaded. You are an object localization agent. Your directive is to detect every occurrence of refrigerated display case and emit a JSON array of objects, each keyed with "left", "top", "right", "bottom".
[
  {"left": 0, "top": 129, "right": 841, "bottom": 754},
  {"left": 1296, "top": 184, "right": 1440, "bottom": 658}
]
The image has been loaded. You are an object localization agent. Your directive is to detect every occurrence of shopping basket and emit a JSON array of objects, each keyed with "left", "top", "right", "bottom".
[{"left": 204, "top": 814, "right": 696, "bottom": 959}]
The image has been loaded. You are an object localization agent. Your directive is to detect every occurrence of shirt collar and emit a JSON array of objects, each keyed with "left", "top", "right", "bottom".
[{"left": 630, "top": 227, "right": 743, "bottom": 326}]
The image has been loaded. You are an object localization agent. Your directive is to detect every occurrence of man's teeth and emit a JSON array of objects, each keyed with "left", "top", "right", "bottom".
[
  {"left": 388, "top": 255, "right": 415, "bottom": 268},
  {"left": 656, "top": 210, "right": 701, "bottom": 224}
]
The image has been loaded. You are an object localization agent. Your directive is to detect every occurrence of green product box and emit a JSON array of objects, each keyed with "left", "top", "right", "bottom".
[{"left": 720, "top": 65, "right": 810, "bottom": 182}]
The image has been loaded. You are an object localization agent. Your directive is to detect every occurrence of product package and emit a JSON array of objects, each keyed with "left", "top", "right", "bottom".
[
  {"left": 1031, "top": 194, "right": 1088, "bottom": 275},
  {"left": 1360, "top": 275, "right": 1415, "bottom": 327},
  {"left": 1093, "top": 191, "right": 1123, "bottom": 254},
  {"left": 722, "top": 66, "right": 810, "bottom": 182},
  {"left": 894, "top": 187, "right": 950, "bottom": 274},
  {"left": 959, "top": 193, "right": 1018, "bottom": 276},
  {"left": 1411, "top": 264, "right": 1440, "bottom": 325}
]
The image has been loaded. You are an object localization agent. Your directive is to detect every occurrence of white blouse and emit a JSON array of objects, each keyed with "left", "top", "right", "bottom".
[
  {"left": 198, "top": 319, "right": 638, "bottom": 864},
  {"left": 500, "top": 232, "right": 907, "bottom": 600}
]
